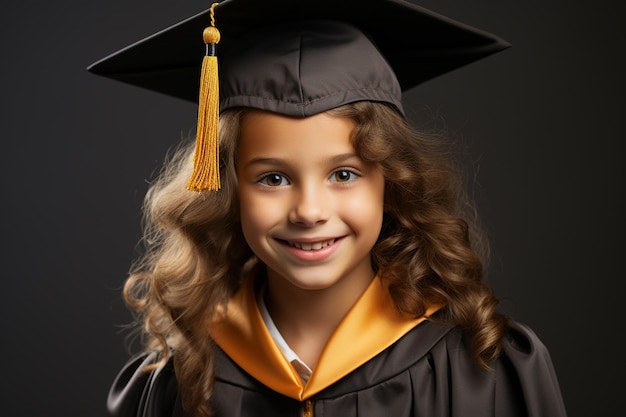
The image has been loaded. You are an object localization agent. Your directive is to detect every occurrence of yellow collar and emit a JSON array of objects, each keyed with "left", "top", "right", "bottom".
[{"left": 210, "top": 275, "right": 441, "bottom": 400}]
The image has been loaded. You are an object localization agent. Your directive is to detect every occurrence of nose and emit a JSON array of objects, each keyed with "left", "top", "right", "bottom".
[{"left": 288, "top": 182, "right": 330, "bottom": 227}]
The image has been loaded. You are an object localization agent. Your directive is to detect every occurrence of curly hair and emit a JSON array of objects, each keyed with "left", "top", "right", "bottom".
[
  {"left": 329, "top": 102, "right": 508, "bottom": 366},
  {"left": 123, "top": 102, "right": 507, "bottom": 417}
]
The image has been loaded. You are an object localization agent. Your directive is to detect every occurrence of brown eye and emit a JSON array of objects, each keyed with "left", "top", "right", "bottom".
[
  {"left": 330, "top": 169, "right": 357, "bottom": 183},
  {"left": 259, "top": 173, "right": 288, "bottom": 187}
]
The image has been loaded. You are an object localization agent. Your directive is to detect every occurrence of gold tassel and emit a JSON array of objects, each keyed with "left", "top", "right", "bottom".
[{"left": 187, "top": 3, "right": 221, "bottom": 191}]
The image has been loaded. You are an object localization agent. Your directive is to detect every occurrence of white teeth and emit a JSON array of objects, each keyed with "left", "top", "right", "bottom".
[{"left": 288, "top": 239, "right": 336, "bottom": 250}]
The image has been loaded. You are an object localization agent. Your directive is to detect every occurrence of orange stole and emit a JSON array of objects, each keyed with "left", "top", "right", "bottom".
[{"left": 209, "top": 276, "right": 441, "bottom": 400}]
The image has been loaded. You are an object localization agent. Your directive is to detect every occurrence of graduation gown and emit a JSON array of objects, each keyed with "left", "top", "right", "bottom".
[{"left": 107, "top": 276, "right": 567, "bottom": 417}]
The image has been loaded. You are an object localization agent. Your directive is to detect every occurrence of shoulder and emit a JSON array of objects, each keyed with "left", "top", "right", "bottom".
[
  {"left": 436, "top": 319, "right": 568, "bottom": 416},
  {"left": 440, "top": 319, "right": 556, "bottom": 361},
  {"left": 316, "top": 319, "right": 567, "bottom": 416},
  {"left": 107, "top": 351, "right": 183, "bottom": 417},
  {"left": 502, "top": 320, "right": 552, "bottom": 357},
  {"left": 494, "top": 321, "right": 568, "bottom": 416}
]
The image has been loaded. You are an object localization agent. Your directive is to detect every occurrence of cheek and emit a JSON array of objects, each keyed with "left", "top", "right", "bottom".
[
  {"left": 238, "top": 187, "right": 258, "bottom": 239},
  {"left": 239, "top": 199, "right": 261, "bottom": 236},
  {"left": 238, "top": 192, "right": 280, "bottom": 243},
  {"left": 343, "top": 184, "right": 385, "bottom": 232}
]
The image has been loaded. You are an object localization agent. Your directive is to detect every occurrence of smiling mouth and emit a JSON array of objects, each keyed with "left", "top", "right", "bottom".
[{"left": 286, "top": 238, "right": 336, "bottom": 251}]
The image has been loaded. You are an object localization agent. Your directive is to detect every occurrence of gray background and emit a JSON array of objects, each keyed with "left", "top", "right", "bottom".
[{"left": 2, "top": 1, "right": 623, "bottom": 415}]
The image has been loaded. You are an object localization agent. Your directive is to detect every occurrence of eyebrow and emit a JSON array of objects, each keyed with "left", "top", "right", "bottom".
[{"left": 243, "top": 153, "right": 361, "bottom": 169}]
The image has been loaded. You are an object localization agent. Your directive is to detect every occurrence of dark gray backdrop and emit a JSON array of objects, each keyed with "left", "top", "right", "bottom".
[{"left": 2, "top": 1, "right": 623, "bottom": 416}]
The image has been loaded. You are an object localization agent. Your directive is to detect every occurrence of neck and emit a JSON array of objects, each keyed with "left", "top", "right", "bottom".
[{"left": 264, "top": 269, "right": 375, "bottom": 369}]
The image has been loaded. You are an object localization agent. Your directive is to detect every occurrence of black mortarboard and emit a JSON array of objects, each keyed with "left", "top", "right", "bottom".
[{"left": 88, "top": 0, "right": 509, "bottom": 191}]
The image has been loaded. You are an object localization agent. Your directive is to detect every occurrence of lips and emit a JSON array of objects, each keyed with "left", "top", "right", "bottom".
[{"left": 287, "top": 238, "right": 336, "bottom": 251}]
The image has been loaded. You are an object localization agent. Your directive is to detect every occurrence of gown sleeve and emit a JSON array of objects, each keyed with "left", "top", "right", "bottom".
[
  {"left": 106, "top": 351, "right": 185, "bottom": 417},
  {"left": 493, "top": 321, "right": 568, "bottom": 416},
  {"left": 442, "top": 321, "right": 566, "bottom": 417}
]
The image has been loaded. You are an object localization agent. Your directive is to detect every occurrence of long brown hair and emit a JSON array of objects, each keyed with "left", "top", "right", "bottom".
[
  {"left": 123, "top": 102, "right": 507, "bottom": 417},
  {"left": 330, "top": 102, "right": 507, "bottom": 366}
]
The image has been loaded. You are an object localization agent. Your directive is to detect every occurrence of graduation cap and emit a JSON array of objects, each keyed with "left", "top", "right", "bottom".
[{"left": 88, "top": 0, "right": 509, "bottom": 192}]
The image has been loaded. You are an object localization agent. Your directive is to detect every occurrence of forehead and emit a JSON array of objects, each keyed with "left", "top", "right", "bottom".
[{"left": 237, "top": 110, "right": 357, "bottom": 163}]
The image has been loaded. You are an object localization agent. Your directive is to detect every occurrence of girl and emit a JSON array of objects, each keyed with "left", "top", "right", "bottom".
[{"left": 91, "top": 1, "right": 567, "bottom": 416}]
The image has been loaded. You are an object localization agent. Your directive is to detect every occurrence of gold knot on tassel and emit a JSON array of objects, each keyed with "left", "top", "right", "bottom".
[{"left": 187, "top": 2, "right": 221, "bottom": 192}]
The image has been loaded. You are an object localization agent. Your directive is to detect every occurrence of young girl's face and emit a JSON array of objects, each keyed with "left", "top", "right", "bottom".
[{"left": 237, "top": 110, "right": 385, "bottom": 293}]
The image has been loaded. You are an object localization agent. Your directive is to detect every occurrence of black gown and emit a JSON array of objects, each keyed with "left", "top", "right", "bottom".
[{"left": 107, "top": 319, "right": 567, "bottom": 417}]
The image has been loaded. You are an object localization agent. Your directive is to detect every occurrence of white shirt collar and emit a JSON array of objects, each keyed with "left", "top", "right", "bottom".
[{"left": 257, "top": 290, "right": 313, "bottom": 384}]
